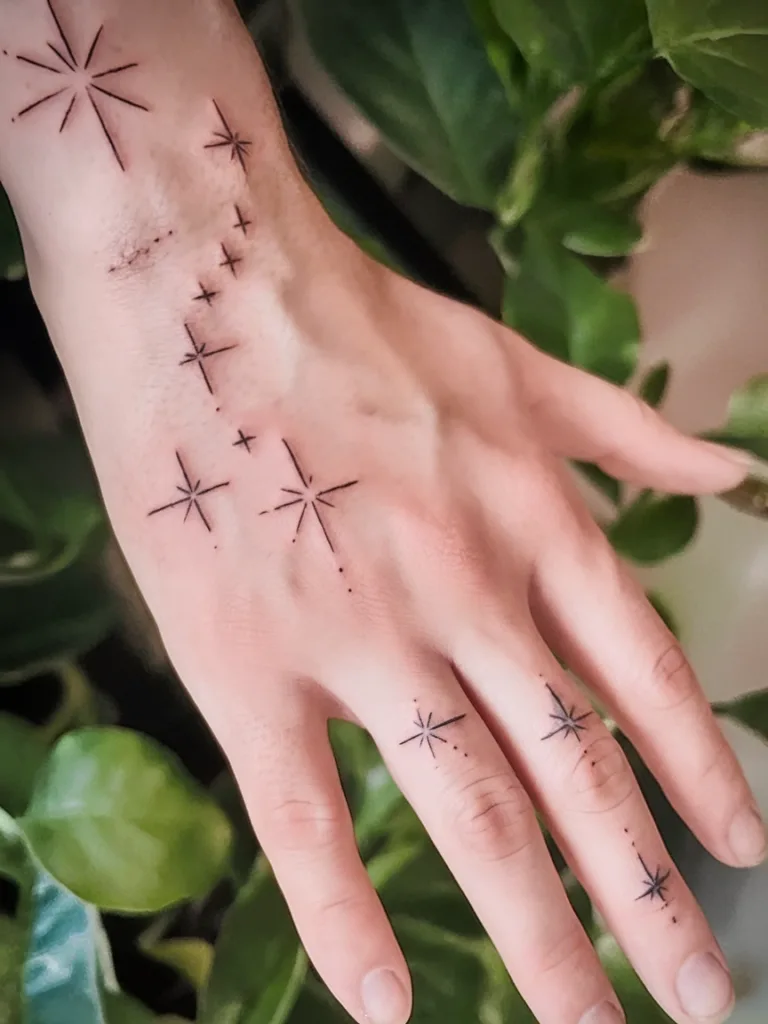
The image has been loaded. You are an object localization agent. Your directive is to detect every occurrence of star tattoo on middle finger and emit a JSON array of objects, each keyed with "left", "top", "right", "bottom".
[{"left": 541, "top": 683, "right": 593, "bottom": 742}]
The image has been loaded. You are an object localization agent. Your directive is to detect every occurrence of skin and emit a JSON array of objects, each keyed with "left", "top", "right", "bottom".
[{"left": 0, "top": 1, "right": 765, "bottom": 1022}]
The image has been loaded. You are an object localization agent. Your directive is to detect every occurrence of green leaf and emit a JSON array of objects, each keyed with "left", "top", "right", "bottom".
[
  {"left": 288, "top": 986, "right": 354, "bottom": 1024},
  {"left": 0, "top": 914, "right": 26, "bottom": 1024},
  {"left": 562, "top": 206, "right": 643, "bottom": 257},
  {"left": 466, "top": 0, "right": 526, "bottom": 105},
  {"left": 103, "top": 992, "right": 157, "bottom": 1024},
  {"left": 298, "top": 0, "right": 519, "bottom": 208},
  {"left": 598, "top": 932, "right": 674, "bottom": 1022},
  {"left": 713, "top": 688, "right": 768, "bottom": 743},
  {"left": 647, "top": 0, "right": 768, "bottom": 127},
  {"left": 145, "top": 939, "right": 213, "bottom": 994},
  {"left": 723, "top": 373, "right": 768, "bottom": 436},
  {"left": 490, "top": 0, "right": 650, "bottom": 84},
  {"left": 647, "top": 591, "right": 680, "bottom": 638},
  {"left": 608, "top": 491, "right": 699, "bottom": 564},
  {"left": 329, "top": 721, "right": 403, "bottom": 848},
  {"left": 479, "top": 944, "right": 536, "bottom": 1024},
  {"left": 573, "top": 462, "right": 622, "bottom": 506},
  {"left": 0, "top": 715, "right": 48, "bottom": 816},
  {"left": 503, "top": 230, "right": 639, "bottom": 383},
  {"left": 200, "top": 861, "right": 307, "bottom": 1024},
  {"left": 0, "top": 560, "right": 115, "bottom": 685},
  {"left": 0, "top": 190, "right": 23, "bottom": 280},
  {"left": 639, "top": 362, "right": 671, "bottom": 408},
  {"left": 21, "top": 728, "right": 233, "bottom": 912}
]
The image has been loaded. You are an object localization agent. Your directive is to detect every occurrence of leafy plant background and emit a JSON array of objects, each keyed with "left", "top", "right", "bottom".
[{"left": 2, "top": 0, "right": 768, "bottom": 1021}]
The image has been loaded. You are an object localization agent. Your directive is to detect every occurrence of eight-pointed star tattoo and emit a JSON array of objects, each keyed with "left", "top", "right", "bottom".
[
  {"left": 147, "top": 452, "right": 229, "bottom": 533},
  {"left": 636, "top": 853, "right": 671, "bottom": 904},
  {"left": 541, "top": 683, "right": 593, "bottom": 742},
  {"left": 399, "top": 709, "right": 467, "bottom": 759},
  {"left": 179, "top": 322, "right": 237, "bottom": 397},
  {"left": 14, "top": 0, "right": 148, "bottom": 171},
  {"left": 204, "top": 99, "right": 251, "bottom": 173},
  {"left": 259, "top": 441, "right": 358, "bottom": 580}
]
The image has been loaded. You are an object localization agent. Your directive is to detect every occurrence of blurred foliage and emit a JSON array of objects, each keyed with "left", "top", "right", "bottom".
[{"left": 2, "top": 0, "right": 768, "bottom": 1022}]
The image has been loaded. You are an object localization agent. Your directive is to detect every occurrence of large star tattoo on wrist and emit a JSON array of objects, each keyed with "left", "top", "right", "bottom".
[{"left": 13, "top": 0, "right": 148, "bottom": 171}]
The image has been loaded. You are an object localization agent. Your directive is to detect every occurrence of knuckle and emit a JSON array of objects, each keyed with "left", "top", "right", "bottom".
[
  {"left": 264, "top": 797, "right": 346, "bottom": 854},
  {"left": 447, "top": 771, "right": 535, "bottom": 863},
  {"left": 645, "top": 642, "right": 698, "bottom": 710},
  {"left": 568, "top": 735, "right": 636, "bottom": 815}
]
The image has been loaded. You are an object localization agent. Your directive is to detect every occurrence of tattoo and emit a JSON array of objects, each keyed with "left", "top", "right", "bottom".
[
  {"left": 399, "top": 708, "right": 467, "bottom": 759},
  {"left": 179, "top": 323, "right": 237, "bottom": 397},
  {"left": 204, "top": 99, "right": 251, "bottom": 173},
  {"left": 108, "top": 230, "right": 174, "bottom": 275},
  {"left": 147, "top": 451, "right": 229, "bottom": 533},
  {"left": 259, "top": 440, "right": 358, "bottom": 583},
  {"left": 233, "top": 204, "right": 252, "bottom": 237},
  {"left": 636, "top": 853, "right": 671, "bottom": 904},
  {"left": 541, "top": 683, "right": 592, "bottom": 742},
  {"left": 13, "top": 0, "right": 148, "bottom": 171},
  {"left": 193, "top": 282, "right": 219, "bottom": 307},
  {"left": 219, "top": 243, "right": 242, "bottom": 278},
  {"left": 233, "top": 429, "right": 257, "bottom": 454}
]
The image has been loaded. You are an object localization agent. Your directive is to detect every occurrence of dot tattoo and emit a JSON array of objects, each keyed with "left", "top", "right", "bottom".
[
  {"left": 179, "top": 322, "right": 237, "bottom": 397},
  {"left": 541, "top": 683, "right": 592, "bottom": 742},
  {"left": 259, "top": 440, "right": 358, "bottom": 579},
  {"left": 233, "top": 204, "right": 252, "bottom": 237},
  {"left": 204, "top": 99, "right": 251, "bottom": 173},
  {"left": 219, "top": 243, "right": 242, "bottom": 278},
  {"left": 233, "top": 429, "right": 257, "bottom": 454},
  {"left": 193, "top": 282, "right": 219, "bottom": 307},
  {"left": 636, "top": 853, "right": 671, "bottom": 905},
  {"left": 147, "top": 452, "right": 229, "bottom": 533},
  {"left": 399, "top": 709, "right": 467, "bottom": 759},
  {"left": 13, "top": 0, "right": 148, "bottom": 171}
]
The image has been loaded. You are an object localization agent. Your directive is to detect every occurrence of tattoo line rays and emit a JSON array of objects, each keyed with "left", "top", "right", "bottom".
[
  {"left": 541, "top": 683, "right": 592, "bottom": 742},
  {"left": 259, "top": 440, "right": 358, "bottom": 584},
  {"left": 179, "top": 323, "right": 236, "bottom": 397},
  {"left": 204, "top": 99, "right": 251, "bottom": 173},
  {"left": 399, "top": 708, "right": 467, "bottom": 759},
  {"left": 636, "top": 853, "right": 671, "bottom": 904},
  {"left": 147, "top": 452, "right": 229, "bottom": 533},
  {"left": 14, "top": 0, "right": 148, "bottom": 171}
]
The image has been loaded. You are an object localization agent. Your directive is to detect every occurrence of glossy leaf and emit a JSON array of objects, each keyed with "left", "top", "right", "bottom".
[
  {"left": 146, "top": 938, "right": 213, "bottom": 994},
  {"left": 562, "top": 206, "right": 643, "bottom": 257},
  {"left": 647, "top": 0, "right": 768, "bottom": 126},
  {"left": 466, "top": 0, "right": 526, "bottom": 105},
  {"left": 713, "top": 688, "right": 768, "bottom": 743},
  {"left": 200, "top": 861, "right": 306, "bottom": 1024},
  {"left": 490, "top": 0, "right": 650, "bottom": 84},
  {"left": 639, "top": 362, "right": 671, "bottom": 409},
  {"left": 21, "top": 729, "right": 233, "bottom": 912},
  {"left": 608, "top": 491, "right": 699, "bottom": 564},
  {"left": 298, "top": 0, "right": 519, "bottom": 208},
  {"left": 0, "top": 715, "right": 48, "bottom": 816}
]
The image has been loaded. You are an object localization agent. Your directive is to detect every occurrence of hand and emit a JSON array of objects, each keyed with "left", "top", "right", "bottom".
[{"left": 98, "top": 218, "right": 760, "bottom": 1024}]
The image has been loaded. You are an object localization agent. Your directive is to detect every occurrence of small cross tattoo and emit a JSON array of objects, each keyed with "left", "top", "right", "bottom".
[
  {"left": 193, "top": 282, "right": 218, "bottom": 307},
  {"left": 147, "top": 451, "right": 229, "bottom": 533},
  {"left": 233, "top": 204, "right": 252, "bottom": 236},
  {"left": 636, "top": 854, "right": 671, "bottom": 904},
  {"left": 219, "top": 243, "right": 242, "bottom": 278},
  {"left": 541, "top": 684, "right": 592, "bottom": 742},
  {"left": 399, "top": 709, "right": 467, "bottom": 759},
  {"left": 233, "top": 429, "right": 257, "bottom": 454},
  {"left": 179, "top": 322, "right": 236, "bottom": 396}
]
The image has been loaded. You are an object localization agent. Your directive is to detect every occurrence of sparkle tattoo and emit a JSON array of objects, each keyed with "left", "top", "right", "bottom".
[
  {"left": 147, "top": 452, "right": 229, "bottom": 533},
  {"left": 13, "top": 0, "right": 148, "bottom": 170},
  {"left": 636, "top": 853, "right": 671, "bottom": 905},
  {"left": 233, "top": 204, "right": 252, "bottom": 237},
  {"left": 179, "top": 323, "right": 236, "bottom": 397},
  {"left": 193, "top": 282, "right": 219, "bottom": 307},
  {"left": 219, "top": 243, "right": 242, "bottom": 278},
  {"left": 399, "top": 709, "right": 467, "bottom": 759},
  {"left": 204, "top": 99, "right": 251, "bottom": 173},
  {"left": 541, "top": 683, "right": 592, "bottom": 742},
  {"left": 259, "top": 440, "right": 358, "bottom": 583},
  {"left": 233, "top": 429, "right": 257, "bottom": 454}
]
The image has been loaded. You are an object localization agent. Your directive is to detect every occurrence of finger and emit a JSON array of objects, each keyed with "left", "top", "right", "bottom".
[
  {"left": 515, "top": 341, "right": 750, "bottom": 493},
  {"left": 225, "top": 687, "right": 411, "bottom": 1024},
  {"left": 530, "top": 512, "right": 767, "bottom": 873},
  {"left": 344, "top": 652, "right": 622, "bottom": 1024},
  {"left": 452, "top": 616, "right": 735, "bottom": 1024}
]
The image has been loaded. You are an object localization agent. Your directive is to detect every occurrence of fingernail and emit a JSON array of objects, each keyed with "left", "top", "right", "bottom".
[
  {"left": 362, "top": 968, "right": 409, "bottom": 1024},
  {"left": 676, "top": 952, "right": 734, "bottom": 1020},
  {"left": 729, "top": 806, "right": 768, "bottom": 866},
  {"left": 578, "top": 1000, "right": 625, "bottom": 1024}
]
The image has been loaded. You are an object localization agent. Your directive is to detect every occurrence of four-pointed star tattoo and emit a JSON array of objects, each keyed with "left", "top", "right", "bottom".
[
  {"left": 541, "top": 683, "right": 593, "bottom": 742},
  {"left": 179, "top": 322, "right": 237, "bottom": 396},
  {"left": 636, "top": 853, "right": 671, "bottom": 904},
  {"left": 147, "top": 452, "right": 229, "bottom": 533},
  {"left": 14, "top": 0, "right": 148, "bottom": 171},
  {"left": 399, "top": 709, "right": 467, "bottom": 758},
  {"left": 259, "top": 440, "right": 358, "bottom": 557},
  {"left": 204, "top": 99, "right": 251, "bottom": 173}
]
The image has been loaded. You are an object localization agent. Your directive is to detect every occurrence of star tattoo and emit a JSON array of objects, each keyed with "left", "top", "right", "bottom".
[
  {"left": 399, "top": 709, "right": 467, "bottom": 758},
  {"left": 193, "top": 282, "right": 218, "bottom": 307},
  {"left": 179, "top": 322, "right": 236, "bottom": 396},
  {"left": 259, "top": 440, "right": 358, "bottom": 574},
  {"left": 13, "top": 0, "right": 148, "bottom": 171},
  {"left": 233, "top": 429, "right": 257, "bottom": 454},
  {"left": 233, "top": 204, "right": 252, "bottom": 236},
  {"left": 219, "top": 243, "right": 242, "bottom": 278},
  {"left": 636, "top": 853, "right": 671, "bottom": 904},
  {"left": 541, "top": 684, "right": 592, "bottom": 742},
  {"left": 147, "top": 452, "right": 229, "bottom": 533},
  {"left": 204, "top": 99, "right": 251, "bottom": 173}
]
